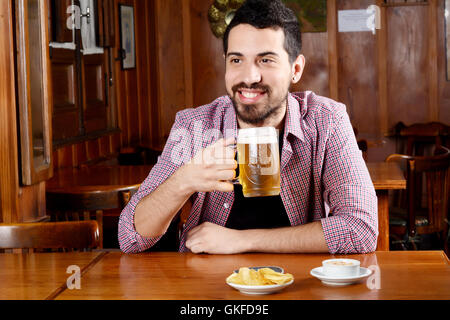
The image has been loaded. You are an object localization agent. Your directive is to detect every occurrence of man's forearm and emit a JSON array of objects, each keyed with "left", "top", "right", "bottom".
[
  {"left": 240, "top": 221, "right": 329, "bottom": 253},
  {"left": 134, "top": 167, "right": 192, "bottom": 238}
]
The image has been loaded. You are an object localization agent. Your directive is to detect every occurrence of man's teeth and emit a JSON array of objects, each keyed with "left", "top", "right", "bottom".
[{"left": 241, "top": 92, "right": 259, "bottom": 99}]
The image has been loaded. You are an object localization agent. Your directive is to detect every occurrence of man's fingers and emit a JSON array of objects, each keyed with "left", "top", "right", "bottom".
[
  {"left": 186, "top": 224, "right": 201, "bottom": 239},
  {"left": 209, "top": 143, "right": 236, "bottom": 160},
  {"left": 216, "top": 169, "right": 236, "bottom": 181},
  {"left": 214, "top": 159, "right": 238, "bottom": 170},
  {"left": 214, "top": 181, "right": 234, "bottom": 193},
  {"left": 214, "top": 136, "right": 236, "bottom": 148}
]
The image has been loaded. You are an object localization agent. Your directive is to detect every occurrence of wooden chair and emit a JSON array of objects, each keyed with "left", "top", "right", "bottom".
[
  {"left": 386, "top": 146, "right": 450, "bottom": 254},
  {"left": 395, "top": 122, "right": 449, "bottom": 156},
  {"left": 47, "top": 192, "right": 106, "bottom": 249},
  {"left": 0, "top": 221, "right": 99, "bottom": 252},
  {"left": 47, "top": 190, "right": 140, "bottom": 249}
]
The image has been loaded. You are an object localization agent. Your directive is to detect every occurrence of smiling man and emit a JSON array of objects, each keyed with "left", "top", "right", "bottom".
[{"left": 118, "top": 0, "right": 378, "bottom": 254}]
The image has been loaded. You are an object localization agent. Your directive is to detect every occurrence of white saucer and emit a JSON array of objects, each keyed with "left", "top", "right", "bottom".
[{"left": 310, "top": 267, "right": 372, "bottom": 286}]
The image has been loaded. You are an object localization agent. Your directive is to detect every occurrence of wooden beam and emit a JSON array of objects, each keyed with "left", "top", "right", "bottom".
[
  {"left": 376, "top": 0, "right": 389, "bottom": 136},
  {"left": 327, "top": 0, "right": 339, "bottom": 101},
  {"left": 427, "top": 0, "right": 439, "bottom": 121},
  {"left": 0, "top": 0, "right": 19, "bottom": 223},
  {"left": 182, "top": 0, "right": 193, "bottom": 109}
]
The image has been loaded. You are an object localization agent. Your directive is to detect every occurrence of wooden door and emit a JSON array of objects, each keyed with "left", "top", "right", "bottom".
[{"left": 49, "top": 0, "right": 114, "bottom": 145}]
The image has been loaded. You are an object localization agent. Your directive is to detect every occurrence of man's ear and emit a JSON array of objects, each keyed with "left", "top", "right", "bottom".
[{"left": 291, "top": 54, "right": 305, "bottom": 84}]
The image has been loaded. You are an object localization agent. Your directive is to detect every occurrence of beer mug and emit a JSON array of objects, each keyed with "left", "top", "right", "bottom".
[{"left": 232, "top": 127, "right": 281, "bottom": 197}]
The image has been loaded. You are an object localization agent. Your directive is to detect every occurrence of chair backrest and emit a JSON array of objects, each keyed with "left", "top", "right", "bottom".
[
  {"left": 398, "top": 122, "right": 449, "bottom": 156},
  {"left": 386, "top": 146, "right": 450, "bottom": 237},
  {"left": 0, "top": 221, "right": 99, "bottom": 250}
]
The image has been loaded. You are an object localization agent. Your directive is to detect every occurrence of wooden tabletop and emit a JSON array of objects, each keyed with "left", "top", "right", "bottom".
[
  {"left": 46, "top": 165, "right": 154, "bottom": 194},
  {"left": 367, "top": 162, "right": 406, "bottom": 190},
  {"left": 45, "top": 163, "right": 403, "bottom": 194},
  {"left": 46, "top": 165, "right": 154, "bottom": 213},
  {"left": 52, "top": 251, "right": 450, "bottom": 300},
  {"left": 46, "top": 163, "right": 403, "bottom": 192},
  {"left": 0, "top": 252, "right": 105, "bottom": 300}
]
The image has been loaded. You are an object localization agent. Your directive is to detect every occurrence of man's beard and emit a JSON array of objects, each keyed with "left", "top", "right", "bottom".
[{"left": 230, "top": 82, "right": 287, "bottom": 126}]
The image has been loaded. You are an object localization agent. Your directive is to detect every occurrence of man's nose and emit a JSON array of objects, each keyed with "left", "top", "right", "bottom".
[{"left": 241, "top": 63, "right": 262, "bottom": 85}]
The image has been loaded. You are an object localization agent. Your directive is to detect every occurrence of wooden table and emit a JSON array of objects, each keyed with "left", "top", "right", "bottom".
[
  {"left": 46, "top": 165, "right": 154, "bottom": 210},
  {"left": 46, "top": 165, "right": 154, "bottom": 246},
  {"left": 45, "top": 163, "right": 402, "bottom": 251},
  {"left": 0, "top": 252, "right": 105, "bottom": 300},
  {"left": 367, "top": 162, "right": 406, "bottom": 251},
  {"left": 4, "top": 251, "right": 437, "bottom": 300}
]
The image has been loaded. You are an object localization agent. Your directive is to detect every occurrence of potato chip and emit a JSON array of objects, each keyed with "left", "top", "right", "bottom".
[
  {"left": 226, "top": 267, "right": 293, "bottom": 286},
  {"left": 226, "top": 272, "right": 242, "bottom": 285}
]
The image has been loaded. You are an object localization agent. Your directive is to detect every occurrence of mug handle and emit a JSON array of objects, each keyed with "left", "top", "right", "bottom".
[{"left": 229, "top": 143, "right": 240, "bottom": 185}]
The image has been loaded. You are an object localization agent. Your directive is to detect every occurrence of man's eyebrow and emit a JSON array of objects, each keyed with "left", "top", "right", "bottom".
[
  {"left": 226, "top": 51, "right": 279, "bottom": 58},
  {"left": 257, "top": 51, "right": 279, "bottom": 57},
  {"left": 226, "top": 52, "right": 243, "bottom": 57}
]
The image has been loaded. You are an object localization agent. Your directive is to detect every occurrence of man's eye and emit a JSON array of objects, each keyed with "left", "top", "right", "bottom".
[
  {"left": 261, "top": 58, "right": 272, "bottom": 63},
  {"left": 230, "top": 59, "right": 241, "bottom": 64}
]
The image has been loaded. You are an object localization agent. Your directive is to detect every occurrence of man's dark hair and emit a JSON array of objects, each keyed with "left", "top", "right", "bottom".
[{"left": 223, "top": 0, "right": 302, "bottom": 64}]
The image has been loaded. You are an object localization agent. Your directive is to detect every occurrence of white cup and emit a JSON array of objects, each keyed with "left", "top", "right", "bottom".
[{"left": 322, "top": 259, "right": 360, "bottom": 277}]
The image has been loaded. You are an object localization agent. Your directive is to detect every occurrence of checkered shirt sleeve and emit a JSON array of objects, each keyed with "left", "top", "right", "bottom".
[
  {"left": 320, "top": 109, "right": 378, "bottom": 253},
  {"left": 118, "top": 112, "right": 191, "bottom": 253}
]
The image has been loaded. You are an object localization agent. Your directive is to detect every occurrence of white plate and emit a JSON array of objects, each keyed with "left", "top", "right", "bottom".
[
  {"left": 310, "top": 267, "right": 372, "bottom": 286},
  {"left": 227, "top": 266, "right": 293, "bottom": 295},
  {"left": 226, "top": 279, "right": 294, "bottom": 295}
]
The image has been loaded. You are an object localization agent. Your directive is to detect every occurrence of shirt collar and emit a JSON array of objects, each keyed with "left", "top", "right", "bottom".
[
  {"left": 284, "top": 93, "right": 305, "bottom": 143},
  {"left": 222, "top": 93, "right": 306, "bottom": 143}
]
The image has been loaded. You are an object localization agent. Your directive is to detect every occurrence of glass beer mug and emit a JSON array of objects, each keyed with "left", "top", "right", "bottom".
[{"left": 232, "top": 127, "right": 281, "bottom": 197}]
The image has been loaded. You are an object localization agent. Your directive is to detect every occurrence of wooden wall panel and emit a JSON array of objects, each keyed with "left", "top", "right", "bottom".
[
  {"left": 126, "top": 63, "right": 140, "bottom": 143},
  {"left": 438, "top": 0, "right": 450, "bottom": 123},
  {"left": 98, "top": 135, "right": 110, "bottom": 157},
  {"left": 155, "top": 0, "right": 188, "bottom": 143},
  {"left": 0, "top": 0, "right": 20, "bottom": 223},
  {"left": 114, "top": 0, "right": 132, "bottom": 147},
  {"left": 83, "top": 54, "right": 108, "bottom": 133},
  {"left": 85, "top": 139, "right": 100, "bottom": 161},
  {"left": 51, "top": 48, "right": 81, "bottom": 141},
  {"left": 327, "top": 0, "right": 339, "bottom": 101},
  {"left": 386, "top": 6, "right": 429, "bottom": 129},
  {"left": 135, "top": 0, "right": 151, "bottom": 146},
  {"left": 18, "top": 182, "right": 47, "bottom": 222},
  {"left": 190, "top": 0, "right": 226, "bottom": 107},
  {"left": 293, "top": 32, "right": 330, "bottom": 97},
  {"left": 337, "top": 0, "right": 379, "bottom": 137}
]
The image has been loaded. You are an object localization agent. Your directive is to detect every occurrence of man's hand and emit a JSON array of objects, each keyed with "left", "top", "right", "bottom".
[
  {"left": 180, "top": 137, "right": 237, "bottom": 194},
  {"left": 185, "top": 222, "right": 245, "bottom": 254}
]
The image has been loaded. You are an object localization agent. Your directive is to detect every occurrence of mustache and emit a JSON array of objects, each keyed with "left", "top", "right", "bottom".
[{"left": 231, "top": 83, "right": 271, "bottom": 95}]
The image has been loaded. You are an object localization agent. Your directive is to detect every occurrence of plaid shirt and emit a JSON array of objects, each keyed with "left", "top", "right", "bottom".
[{"left": 118, "top": 91, "right": 378, "bottom": 254}]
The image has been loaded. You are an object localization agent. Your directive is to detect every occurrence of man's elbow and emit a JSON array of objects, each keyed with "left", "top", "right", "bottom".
[
  {"left": 330, "top": 228, "right": 378, "bottom": 254},
  {"left": 355, "top": 229, "right": 378, "bottom": 253}
]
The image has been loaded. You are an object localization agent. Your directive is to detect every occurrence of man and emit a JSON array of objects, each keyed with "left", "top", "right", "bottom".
[{"left": 118, "top": 0, "right": 378, "bottom": 254}]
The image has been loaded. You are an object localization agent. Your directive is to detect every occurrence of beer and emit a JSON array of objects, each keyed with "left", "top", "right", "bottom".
[{"left": 236, "top": 127, "right": 280, "bottom": 197}]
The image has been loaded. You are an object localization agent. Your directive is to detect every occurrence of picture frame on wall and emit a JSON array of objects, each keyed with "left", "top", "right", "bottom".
[{"left": 119, "top": 4, "right": 136, "bottom": 70}]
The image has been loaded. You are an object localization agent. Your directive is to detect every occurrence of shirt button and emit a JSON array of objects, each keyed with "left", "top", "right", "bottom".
[{"left": 223, "top": 203, "right": 230, "bottom": 209}]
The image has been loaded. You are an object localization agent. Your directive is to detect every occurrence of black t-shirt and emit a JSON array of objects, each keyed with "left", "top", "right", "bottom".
[{"left": 225, "top": 129, "right": 291, "bottom": 230}]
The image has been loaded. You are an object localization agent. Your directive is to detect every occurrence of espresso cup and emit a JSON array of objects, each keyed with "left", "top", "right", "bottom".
[{"left": 322, "top": 259, "right": 360, "bottom": 277}]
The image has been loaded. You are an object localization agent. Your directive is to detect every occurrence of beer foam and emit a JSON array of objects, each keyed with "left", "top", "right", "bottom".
[
  {"left": 237, "top": 127, "right": 278, "bottom": 144},
  {"left": 237, "top": 135, "right": 278, "bottom": 144}
]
